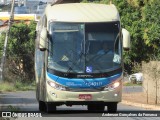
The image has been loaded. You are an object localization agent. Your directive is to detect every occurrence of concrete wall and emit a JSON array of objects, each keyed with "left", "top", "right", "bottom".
[{"left": 142, "top": 61, "right": 160, "bottom": 104}]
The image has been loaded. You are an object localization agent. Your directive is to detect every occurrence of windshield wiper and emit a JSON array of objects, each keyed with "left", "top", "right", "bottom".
[{"left": 65, "top": 50, "right": 85, "bottom": 74}]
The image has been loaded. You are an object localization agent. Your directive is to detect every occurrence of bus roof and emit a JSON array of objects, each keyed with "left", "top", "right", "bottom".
[{"left": 45, "top": 3, "right": 120, "bottom": 23}]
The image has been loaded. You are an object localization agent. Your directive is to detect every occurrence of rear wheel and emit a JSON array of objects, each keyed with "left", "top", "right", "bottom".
[
  {"left": 45, "top": 103, "right": 56, "bottom": 113},
  {"left": 87, "top": 105, "right": 105, "bottom": 112},
  {"left": 107, "top": 103, "right": 117, "bottom": 113}
]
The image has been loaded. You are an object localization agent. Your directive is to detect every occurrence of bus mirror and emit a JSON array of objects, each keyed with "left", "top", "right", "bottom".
[
  {"left": 39, "top": 28, "right": 47, "bottom": 51},
  {"left": 122, "top": 28, "right": 130, "bottom": 51}
]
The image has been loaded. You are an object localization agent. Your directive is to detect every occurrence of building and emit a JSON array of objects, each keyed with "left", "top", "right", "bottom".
[
  {"left": 16, "top": 0, "right": 44, "bottom": 14},
  {"left": 0, "top": 0, "right": 6, "bottom": 5}
]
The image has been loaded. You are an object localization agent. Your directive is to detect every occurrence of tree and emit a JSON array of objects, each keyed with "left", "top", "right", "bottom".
[
  {"left": 142, "top": 0, "right": 160, "bottom": 59},
  {"left": 0, "top": 32, "right": 5, "bottom": 57},
  {"left": 0, "top": 21, "right": 36, "bottom": 82}
]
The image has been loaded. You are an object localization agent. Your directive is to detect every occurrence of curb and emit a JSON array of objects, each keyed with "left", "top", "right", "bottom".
[{"left": 121, "top": 100, "right": 160, "bottom": 110}]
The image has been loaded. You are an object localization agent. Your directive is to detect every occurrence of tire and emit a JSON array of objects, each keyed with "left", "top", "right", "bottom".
[
  {"left": 87, "top": 105, "right": 105, "bottom": 112},
  {"left": 107, "top": 103, "right": 117, "bottom": 113},
  {"left": 39, "top": 101, "right": 46, "bottom": 112},
  {"left": 45, "top": 102, "right": 56, "bottom": 113}
]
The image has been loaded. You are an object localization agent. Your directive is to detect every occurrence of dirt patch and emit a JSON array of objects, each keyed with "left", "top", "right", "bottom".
[
  {"left": 142, "top": 61, "right": 160, "bottom": 104},
  {"left": 123, "top": 92, "right": 160, "bottom": 106}
]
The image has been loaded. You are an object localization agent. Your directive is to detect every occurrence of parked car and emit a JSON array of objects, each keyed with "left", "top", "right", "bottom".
[{"left": 129, "top": 73, "right": 143, "bottom": 83}]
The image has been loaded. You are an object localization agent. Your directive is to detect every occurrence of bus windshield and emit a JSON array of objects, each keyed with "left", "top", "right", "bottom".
[{"left": 48, "top": 22, "right": 121, "bottom": 73}]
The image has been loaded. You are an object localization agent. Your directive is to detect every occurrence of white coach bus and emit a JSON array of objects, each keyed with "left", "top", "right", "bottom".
[{"left": 35, "top": 3, "right": 130, "bottom": 113}]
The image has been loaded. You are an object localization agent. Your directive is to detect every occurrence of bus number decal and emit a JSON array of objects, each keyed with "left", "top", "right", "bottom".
[{"left": 84, "top": 82, "right": 103, "bottom": 87}]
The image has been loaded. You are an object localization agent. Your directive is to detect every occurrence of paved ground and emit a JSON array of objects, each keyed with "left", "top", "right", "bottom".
[
  {"left": 0, "top": 87, "right": 160, "bottom": 119},
  {"left": 0, "top": 86, "right": 160, "bottom": 111},
  {"left": 122, "top": 78, "right": 160, "bottom": 110},
  {"left": 0, "top": 90, "right": 146, "bottom": 111}
]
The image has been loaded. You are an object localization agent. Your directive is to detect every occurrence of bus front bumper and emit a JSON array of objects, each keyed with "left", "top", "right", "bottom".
[{"left": 46, "top": 85, "right": 122, "bottom": 103}]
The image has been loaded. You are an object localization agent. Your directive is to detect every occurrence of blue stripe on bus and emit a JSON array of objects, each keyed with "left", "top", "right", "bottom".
[{"left": 47, "top": 72, "right": 122, "bottom": 88}]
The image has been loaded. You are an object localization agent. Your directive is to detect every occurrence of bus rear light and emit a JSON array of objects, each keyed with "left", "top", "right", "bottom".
[
  {"left": 104, "top": 81, "right": 120, "bottom": 91},
  {"left": 47, "top": 81, "right": 66, "bottom": 91}
]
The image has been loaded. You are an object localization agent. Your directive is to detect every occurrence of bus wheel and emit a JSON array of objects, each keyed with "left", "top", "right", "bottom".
[
  {"left": 39, "top": 101, "right": 45, "bottom": 112},
  {"left": 45, "top": 103, "right": 56, "bottom": 113},
  {"left": 107, "top": 103, "right": 117, "bottom": 113},
  {"left": 87, "top": 105, "right": 105, "bottom": 112}
]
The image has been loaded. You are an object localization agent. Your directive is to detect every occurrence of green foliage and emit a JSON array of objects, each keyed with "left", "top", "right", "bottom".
[
  {"left": 124, "top": 82, "right": 142, "bottom": 86},
  {"left": 0, "top": 82, "right": 16, "bottom": 92},
  {"left": 0, "top": 32, "right": 5, "bottom": 57},
  {"left": 0, "top": 21, "right": 36, "bottom": 82},
  {"left": 81, "top": 0, "right": 101, "bottom": 3},
  {"left": 14, "top": 80, "right": 35, "bottom": 91},
  {"left": 142, "top": 0, "right": 160, "bottom": 59},
  {"left": 8, "top": 105, "right": 20, "bottom": 112},
  {"left": 8, "top": 21, "right": 36, "bottom": 56},
  {"left": 0, "top": 81, "right": 35, "bottom": 92},
  {"left": 81, "top": 0, "right": 89, "bottom": 2},
  {"left": 7, "top": 21, "right": 36, "bottom": 82}
]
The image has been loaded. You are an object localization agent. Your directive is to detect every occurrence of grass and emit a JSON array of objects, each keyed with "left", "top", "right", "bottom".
[
  {"left": 123, "top": 81, "right": 142, "bottom": 86},
  {"left": 8, "top": 105, "right": 20, "bottom": 111},
  {"left": 0, "top": 81, "right": 35, "bottom": 92},
  {"left": 0, "top": 82, "right": 16, "bottom": 92},
  {"left": 14, "top": 81, "right": 36, "bottom": 91}
]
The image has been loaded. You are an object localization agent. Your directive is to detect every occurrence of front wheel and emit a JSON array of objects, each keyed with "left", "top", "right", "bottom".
[
  {"left": 107, "top": 103, "right": 117, "bottom": 113},
  {"left": 87, "top": 105, "right": 105, "bottom": 112},
  {"left": 45, "top": 102, "right": 56, "bottom": 113}
]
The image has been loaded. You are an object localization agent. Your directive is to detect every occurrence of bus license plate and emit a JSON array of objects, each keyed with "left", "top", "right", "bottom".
[{"left": 79, "top": 94, "right": 92, "bottom": 100}]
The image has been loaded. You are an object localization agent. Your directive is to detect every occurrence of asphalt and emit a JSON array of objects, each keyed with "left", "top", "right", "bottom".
[{"left": 0, "top": 86, "right": 160, "bottom": 111}]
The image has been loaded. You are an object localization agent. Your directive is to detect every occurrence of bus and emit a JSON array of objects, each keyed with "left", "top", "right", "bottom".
[{"left": 35, "top": 3, "right": 130, "bottom": 113}]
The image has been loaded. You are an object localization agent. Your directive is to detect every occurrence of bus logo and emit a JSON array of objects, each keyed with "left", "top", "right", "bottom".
[{"left": 86, "top": 66, "right": 92, "bottom": 73}]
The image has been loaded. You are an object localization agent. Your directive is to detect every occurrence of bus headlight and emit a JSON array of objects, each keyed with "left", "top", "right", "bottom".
[
  {"left": 104, "top": 81, "right": 120, "bottom": 91},
  {"left": 47, "top": 81, "right": 66, "bottom": 91}
]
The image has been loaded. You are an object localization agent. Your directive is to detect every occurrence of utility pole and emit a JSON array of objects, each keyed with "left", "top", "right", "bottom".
[{"left": 0, "top": 0, "right": 15, "bottom": 83}]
